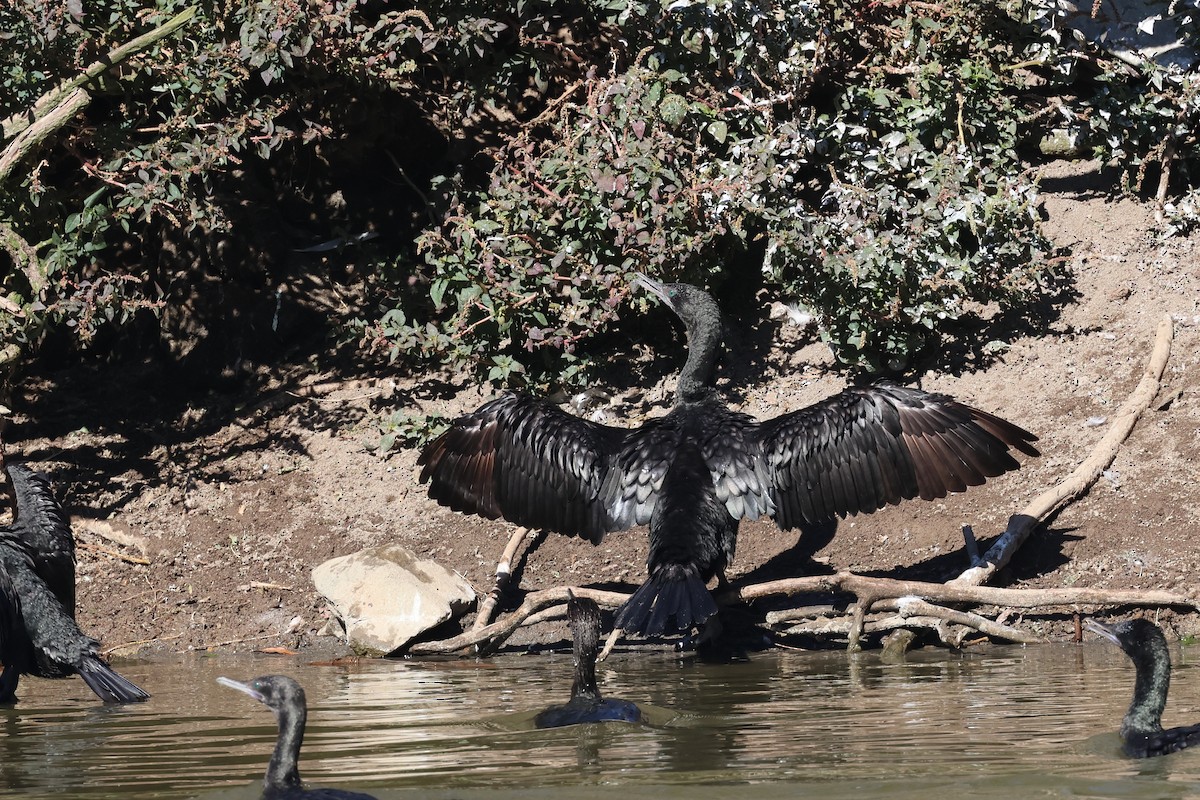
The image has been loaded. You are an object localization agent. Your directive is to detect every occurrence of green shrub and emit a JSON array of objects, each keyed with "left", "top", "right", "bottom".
[
  {"left": 2, "top": 0, "right": 1197, "bottom": 398},
  {"left": 386, "top": 0, "right": 1057, "bottom": 379}
]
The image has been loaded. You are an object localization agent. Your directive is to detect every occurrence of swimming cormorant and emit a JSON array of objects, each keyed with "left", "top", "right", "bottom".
[
  {"left": 0, "top": 464, "right": 149, "bottom": 703},
  {"left": 219, "top": 675, "right": 378, "bottom": 799},
  {"left": 420, "top": 276, "right": 1039, "bottom": 637},
  {"left": 535, "top": 593, "right": 642, "bottom": 728},
  {"left": 1086, "top": 617, "right": 1200, "bottom": 757}
]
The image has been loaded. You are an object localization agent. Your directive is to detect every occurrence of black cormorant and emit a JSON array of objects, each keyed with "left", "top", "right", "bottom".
[
  {"left": 219, "top": 675, "right": 378, "bottom": 799},
  {"left": 5, "top": 464, "right": 76, "bottom": 615},
  {"left": 535, "top": 593, "right": 642, "bottom": 728},
  {"left": 0, "top": 464, "right": 149, "bottom": 703},
  {"left": 420, "top": 276, "right": 1039, "bottom": 637},
  {"left": 1086, "top": 617, "right": 1200, "bottom": 757}
]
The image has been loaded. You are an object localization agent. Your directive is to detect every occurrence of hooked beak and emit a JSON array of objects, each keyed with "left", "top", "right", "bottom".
[
  {"left": 633, "top": 272, "right": 671, "bottom": 306},
  {"left": 1084, "top": 618, "right": 1122, "bottom": 646},
  {"left": 217, "top": 676, "right": 266, "bottom": 704}
]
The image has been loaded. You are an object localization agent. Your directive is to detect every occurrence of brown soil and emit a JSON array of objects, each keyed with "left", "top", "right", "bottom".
[{"left": 6, "top": 159, "right": 1200, "bottom": 660}]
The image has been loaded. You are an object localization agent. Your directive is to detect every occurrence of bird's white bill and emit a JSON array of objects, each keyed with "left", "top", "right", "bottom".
[
  {"left": 1084, "top": 618, "right": 1122, "bottom": 646},
  {"left": 217, "top": 676, "right": 266, "bottom": 703},
  {"left": 633, "top": 272, "right": 670, "bottom": 303}
]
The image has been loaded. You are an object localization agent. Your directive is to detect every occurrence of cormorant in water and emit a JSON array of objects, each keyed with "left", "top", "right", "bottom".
[
  {"left": 219, "top": 675, "right": 378, "bottom": 800},
  {"left": 535, "top": 593, "right": 642, "bottom": 728},
  {"left": 0, "top": 464, "right": 150, "bottom": 703},
  {"left": 420, "top": 276, "right": 1039, "bottom": 637},
  {"left": 1086, "top": 617, "right": 1200, "bottom": 757}
]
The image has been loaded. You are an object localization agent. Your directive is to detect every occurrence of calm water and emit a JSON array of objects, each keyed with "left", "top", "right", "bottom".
[{"left": 3, "top": 641, "right": 1200, "bottom": 799}]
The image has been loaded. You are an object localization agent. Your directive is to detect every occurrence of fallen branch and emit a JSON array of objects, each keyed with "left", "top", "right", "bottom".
[
  {"left": 409, "top": 585, "right": 630, "bottom": 656},
  {"left": 415, "top": 566, "right": 1195, "bottom": 657},
  {"left": 892, "top": 597, "right": 1044, "bottom": 644},
  {"left": 472, "top": 526, "right": 541, "bottom": 632},
  {"left": 731, "top": 571, "right": 1197, "bottom": 611},
  {"left": 953, "top": 313, "right": 1173, "bottom": 587}
]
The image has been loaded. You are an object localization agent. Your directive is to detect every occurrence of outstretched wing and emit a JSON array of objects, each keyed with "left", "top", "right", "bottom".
[
  {"left": 4, "top": 464, "right": 76, "bottom": 616},
  {"left": 757, "top": 382, "right": 1039, "bottom": 530},
  {"left": 418, "top": 393, "right": 674, "bottom": 542}
]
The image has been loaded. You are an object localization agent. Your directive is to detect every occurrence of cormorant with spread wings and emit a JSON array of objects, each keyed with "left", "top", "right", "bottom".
[{"left": 420, "top": 276, "right": 1038, "bottom": 637}]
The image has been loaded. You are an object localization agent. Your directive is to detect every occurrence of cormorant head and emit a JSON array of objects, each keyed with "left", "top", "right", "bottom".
[
  {"left": 633, "top": 273, "right": 724, "bottom": 401},
  {"left": 218, "top": 674, "right": 306, "bottom": 716},
  {"left": 567, "top": 591, "right": 603, "bottom": 651},
  {"left": 633, "top": 273, "right": 722, "bottom": 334},
  {"left": 1086, "top": 618, "right": 1170, "bottom": 670}
]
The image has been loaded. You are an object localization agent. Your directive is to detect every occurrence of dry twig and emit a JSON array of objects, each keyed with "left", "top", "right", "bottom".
[
  {"left": 77, "top": 541, "right": 150, "bottom": 565},
  {"left": 102, "top": 632, "right": 183, "bottom": 656}
]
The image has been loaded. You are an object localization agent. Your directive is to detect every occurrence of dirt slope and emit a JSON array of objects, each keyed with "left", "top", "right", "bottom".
[{"left": 6, "top": 159, "right": 1199, "bottom": 659}]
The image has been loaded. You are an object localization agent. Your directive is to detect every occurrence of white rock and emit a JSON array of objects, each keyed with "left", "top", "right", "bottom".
[{"left": 312, "top": 544, "right": 476, "bottom": 656}]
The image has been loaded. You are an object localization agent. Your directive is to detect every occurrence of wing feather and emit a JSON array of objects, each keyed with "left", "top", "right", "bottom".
[
  {"left": 420, "top": 393, "right": 624, "bottom": 541},
  {"left": 697, "top": 409, "right": 775, "bottom": 522},
  {"left": 759, "top": 382, "right": 1038, "bottom": 530},
  {"left": 419, "top": 393, "right": 681, "bottom": 542}
]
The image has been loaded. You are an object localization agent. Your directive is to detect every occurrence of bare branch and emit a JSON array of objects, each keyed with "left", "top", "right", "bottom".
[
  {"left": 1, "top": 7, "right": 198, "bottom": 144},
  {"left": 730, "top": 571, "right": 1197, "bottom": 612},
  {"left": 953, "top": 313, "right": 1173, "bottom": 587},
  {"left": 0, "top": 87, "right": 90, "bottom": 186},
  {"left": 408, "top": 586, "right": 631, "bottom": 656}
]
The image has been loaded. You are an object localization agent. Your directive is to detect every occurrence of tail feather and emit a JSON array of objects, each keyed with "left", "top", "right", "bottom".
[
  {"left": 615, "top": 565, "right": 718, "bottom": 636},
  {"left": 78, "top": 657, "right": 150, "bottom": 703}
]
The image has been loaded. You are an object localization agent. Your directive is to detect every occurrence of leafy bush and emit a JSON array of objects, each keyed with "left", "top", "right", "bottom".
[
  {"left": 388, "top": 1, "right": 1057, "bottom": 377},
  {"left": 2, "top": 0, "right": 1198, "bottom": 400},
  {"left": 0, "top": 0, "right": 536, "bottom": 376},
  {"left": 762, "top": 3, "right": 1053, "bottom": 367},
  {"left": 1029, "top": 1, "right": 1200, "bottom": 197}
]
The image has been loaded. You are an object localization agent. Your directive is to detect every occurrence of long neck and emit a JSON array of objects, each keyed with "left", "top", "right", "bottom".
[
  {"left": 676, "top": 313, "right": 722, "bottom": 404},
  {"left": 571, "top": 627, "right": 601, "bottom": 702},
  {"left": 265, "top": 703, "right": 306, "bottom": 792},
  {"left": 1123, "top": 649, "right": 1169, "bottom": 738}
]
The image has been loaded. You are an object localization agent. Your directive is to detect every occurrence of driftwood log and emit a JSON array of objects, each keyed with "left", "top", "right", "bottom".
[{"left": 410, "top": 314, "right": 1179, "bottom": 656}]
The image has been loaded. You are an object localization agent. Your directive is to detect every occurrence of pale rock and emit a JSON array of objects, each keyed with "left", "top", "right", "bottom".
[{"left": 312, "top": 544, "right": 476, "bottom": 656}]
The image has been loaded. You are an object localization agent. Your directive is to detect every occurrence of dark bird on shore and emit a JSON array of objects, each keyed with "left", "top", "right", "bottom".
[
  {"left": 0, "top": 464, "right": 150, "bottom": 703},
  {"left": 4, "top": 464, "right": 77, "bottom": 614},
  {"left": 535, "top": 593, "right": 642, "bottom": 728},
  {"left": 219, "top": 675, "right": 378, "bottom": 800},
  {"left": 1086, "top": 617, "right": 1200, "bottom": 757},
  {"left": 419, "top": 275, "right": 1039, "bottom": 637}
]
